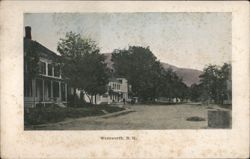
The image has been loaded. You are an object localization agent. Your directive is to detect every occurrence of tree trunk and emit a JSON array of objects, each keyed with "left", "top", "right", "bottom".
[
  {"left": 73, "top": 87, "right": 77, "bottom": 107},
  {"left": 90, "top": 95, "right": 93, "bottom": 104},
  {"left": 86, "top": 94, "right": 92, "bottom": 104}
]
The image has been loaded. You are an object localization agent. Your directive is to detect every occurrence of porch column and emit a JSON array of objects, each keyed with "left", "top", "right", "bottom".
[
  {"left": 42, "top": 79, "right": 45, "bottom": 106},
  {"left": 45, "top": 62, "right": 48, "bottom": 76},
  {"left": 32, "top": 78, "right": 36, "bottom": 108},
  {"left": 51, "top": 81, "right": 53, "bottom": 100},
  {"left": 59, "top": 81, "right": 61, "bottom": 101},
  {"left": 65, "top": 83, "right": 67, "bottom": 102}
]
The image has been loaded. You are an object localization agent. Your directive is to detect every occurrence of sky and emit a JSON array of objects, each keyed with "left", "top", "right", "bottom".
[{"left": 24, "top": 13, "right": 231, "bottom": 70}]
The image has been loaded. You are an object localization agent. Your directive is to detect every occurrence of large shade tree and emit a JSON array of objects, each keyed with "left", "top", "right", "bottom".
[
  {"left": 112, "top": 46, "right": 163, "bottom": 101},
  {"left": 158, "top": 68, "right": 188, "bottom": 102},
  {"left": 112, "top": 46, "right": 188, "bottom": 102},
  {"left": 189, "top": 83, "right": 203, "bottom": 102},
  {"left": 196, "top": 63, "right": 232, "bottom": 104},
  {"left": 57, "top": 32, "right": 109, "bottom": 105}
]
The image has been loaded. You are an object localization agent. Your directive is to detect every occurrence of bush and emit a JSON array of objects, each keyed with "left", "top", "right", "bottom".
[
  {"left": 186, "top": 116, "right": 206, "bottom": 122},
  {"left": 98, "top": 105, "right": 124, "bottom": 113},
  {"left": 24, "top": 103, "right": 125, "bottom": 125},
  {"left": 67, "top": 94, "right": 86, "bottom": 107},
  {"left": 25, "top": 103, "right": 67, "bottom": 125}
]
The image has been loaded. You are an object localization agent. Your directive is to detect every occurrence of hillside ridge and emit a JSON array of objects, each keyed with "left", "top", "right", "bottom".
[{"left": 103, "top": 53, "right": 202, "bottom": 86}]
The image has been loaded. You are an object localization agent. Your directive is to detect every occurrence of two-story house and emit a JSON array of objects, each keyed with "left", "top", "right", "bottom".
[
  {"left": 24, "top": 26, "right": 67, "bottom": 108},
  {"left": 78, "top": 77, "right": 129, "bottom": 105}
]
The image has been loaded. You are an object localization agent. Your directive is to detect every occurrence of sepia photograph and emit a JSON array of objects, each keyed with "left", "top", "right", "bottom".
[
  {"left": 24, "top": 13, "right": 232, "bottom": 130},
  {"left": 1, "top": 1, "right": 249, "bottom": 158}
]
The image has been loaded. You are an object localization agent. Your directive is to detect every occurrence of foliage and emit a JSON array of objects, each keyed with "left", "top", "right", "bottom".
[
  {"left": 67, "top": 94, "right": 88, "bottom": 107},
  {"left": 24, "top": 103, "right": 125, "bottom": 125},
  {"left": 189, "top": 83, "right": 203, "bottom": 102},
  {"left": 57, "top": 32, "right": 110, "bottom": 104},
  {"left": 193, "top": 63, "right": 232, "bottom": 104},
  {"left": 24, "top": 103, "right": 67, "bottom": 125},
  {"left": 157, "top": 68, "right": 188, "bottom": 101},
  {"left": 186, "top": 116, "right": 205, "bottom": 122},
  {"left": 112, "top": 46, "right": 161, "bottom": 100},
  {"left": 24, "top": 103, "right": 124, "bottom": 125},
  {"left": 112, "top": 46, "right": 189, "bottom": 102},
  {"left": 77, "top": 53, "right": 109, "bottom": 101}
]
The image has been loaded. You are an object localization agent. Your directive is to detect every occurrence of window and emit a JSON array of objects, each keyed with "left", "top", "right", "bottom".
[
  {"left": 54, "top": 65, "right": 60, "bottom": 77},
  {"left": 48, "top": 64, "right": 53, "bottom": 76},
  {"left": 39, "top": 62, "right": 46, "bottom": 75},
  {"left": 53, "top": 81, "right": 59, "bottom": 97}
]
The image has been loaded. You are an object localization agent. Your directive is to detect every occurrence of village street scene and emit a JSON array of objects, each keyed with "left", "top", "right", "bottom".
[{"left": 24, "top": 13, "right": 232, "bottom": 130}]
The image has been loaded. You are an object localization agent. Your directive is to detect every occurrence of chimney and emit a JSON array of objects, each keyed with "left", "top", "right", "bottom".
[{"left": 25, "top": 26, "right": 32, "bottom": 39}]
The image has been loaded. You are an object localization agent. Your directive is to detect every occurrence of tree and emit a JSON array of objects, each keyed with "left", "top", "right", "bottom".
[
  {"left": 57, "top": 32, "right": 109, "bottom": 105},
  {"left": 217, "top": 63, "right": 232, "bottom": 104},
  {"left": 158, "top": 68, "right": 175, "bottom": 100},
  {"left": 199, "top": 65, "right": 219, "bottom": 103},
  {"left": 112, "top": 46, "right": 188, "bottom": 102},
  {"left": 158, "top": 68, "right": 189, "bottom": 102},
  {"left": 198, "top": 63, "right": 232, "bottom": 104},
  {"left": 112, "top": 46, "right": 164, "bottom": 101},
  {"left": 175, "top": 80, "right": 189, "bottom": 101},
  {"left": 77, "top": 53, "right": 109, "bottom": 104},
  {"left": 189, "top": 83, "right": 202, "bottom": 102}
]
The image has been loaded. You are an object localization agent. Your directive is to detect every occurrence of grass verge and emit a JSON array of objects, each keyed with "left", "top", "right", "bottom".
[{"left": 24, "top": 104, "right": 125, "bottom": 125}]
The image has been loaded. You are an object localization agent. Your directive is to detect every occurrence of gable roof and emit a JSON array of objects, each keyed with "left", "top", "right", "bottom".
[{"left": 24, "top": 38, "right": 60, "bottom": 61}]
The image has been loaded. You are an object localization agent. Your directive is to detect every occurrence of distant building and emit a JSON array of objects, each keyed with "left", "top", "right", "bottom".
[
  {"left": 108, "top": 78, "right": 129, "bottom": 103},
  {"left": 78, "top": 77, "right": 130, "bottom": 105},
  {"left": 24, "top": 26, "right": 67, "bottom": 108}
]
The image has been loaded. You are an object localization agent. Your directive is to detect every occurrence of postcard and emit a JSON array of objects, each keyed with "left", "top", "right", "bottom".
[{"left": 0, "top": 1, "right": 249, "bottom": 158}]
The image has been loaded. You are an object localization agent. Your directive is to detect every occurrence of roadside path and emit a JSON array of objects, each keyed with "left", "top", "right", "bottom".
[{"left": 29, "top": 104, "right": 218, "bottom": 130}]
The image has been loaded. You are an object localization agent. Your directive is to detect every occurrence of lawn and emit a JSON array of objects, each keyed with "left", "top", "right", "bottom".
[{"left": 24, "top": 104, "right": 125, "bottom": 125}]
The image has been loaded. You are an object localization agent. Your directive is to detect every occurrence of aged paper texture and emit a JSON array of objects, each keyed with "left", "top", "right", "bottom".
[{"left": 0, "top": 1, "right": 249, "bottom": 158}]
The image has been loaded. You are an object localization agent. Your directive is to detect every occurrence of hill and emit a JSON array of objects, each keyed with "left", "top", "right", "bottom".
[
  {"left": 161, "top": 63, "right": 202, "bottom": 86},
  {"left": 103, "top": 53, "right": 202, "bottom": 87}
]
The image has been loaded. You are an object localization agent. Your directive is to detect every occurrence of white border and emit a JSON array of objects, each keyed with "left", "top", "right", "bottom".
[{"left": 0, "top": 1, "right": 249, "bottom": 158}]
